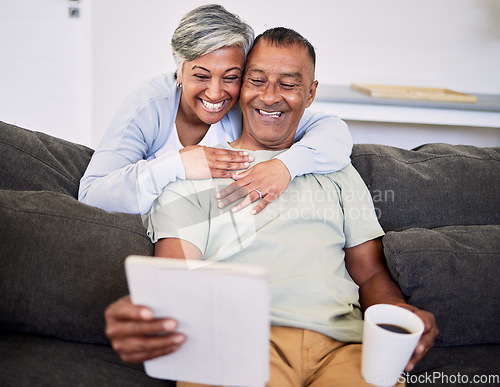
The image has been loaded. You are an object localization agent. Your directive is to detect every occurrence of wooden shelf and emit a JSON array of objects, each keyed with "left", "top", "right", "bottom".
[
  {"left": 351, "top": 83, "right": 478, "bottom": 104},
  {"left": 312, "top": 84, "right": 500, "bottom": 128}
]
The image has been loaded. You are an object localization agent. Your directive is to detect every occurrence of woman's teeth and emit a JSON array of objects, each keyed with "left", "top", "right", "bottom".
[
  {"left": 202, "top": 99, "right": 225, "bottom": 110},
  {"left": 259, "top": 110, "right": 282, "bottom": 118}
]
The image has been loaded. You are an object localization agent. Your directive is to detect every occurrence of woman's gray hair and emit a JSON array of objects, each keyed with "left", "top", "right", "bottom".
[{"left": 171, "top": 4, "right": 254, "bottom": 75}]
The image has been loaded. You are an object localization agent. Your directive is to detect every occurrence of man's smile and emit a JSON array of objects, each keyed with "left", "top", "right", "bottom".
[{"left": 258, "top": 109, "right": 284, "bottom": 118}]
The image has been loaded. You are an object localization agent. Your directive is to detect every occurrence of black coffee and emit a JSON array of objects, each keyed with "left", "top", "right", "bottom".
[{"left": 377, "top": 323, "right": 412, "bottom": 334}]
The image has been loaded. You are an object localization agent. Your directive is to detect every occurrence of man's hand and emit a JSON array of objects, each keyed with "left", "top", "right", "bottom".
[
  {"left": 395, "top": 304, "right": 439, "bottom": 372},
  {"left": 216, "top": 159, "right": 291, "bottom": 214},
  {"left": 104, "top": 295, "right": 185, "bottom": 363},
  {"left": 180, "top": 145, "right": 253, "bottom": 180},
  {"left": 344, "top": 239, "right": 439, "bottom": 372}
]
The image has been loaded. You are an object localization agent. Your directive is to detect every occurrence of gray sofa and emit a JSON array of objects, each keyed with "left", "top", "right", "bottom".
[{"left": 0, "top": 120, "right": 499, "bottom": 386}]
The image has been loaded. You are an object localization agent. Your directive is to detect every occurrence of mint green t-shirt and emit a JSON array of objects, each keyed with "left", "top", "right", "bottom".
[{"left": 145, "top": 143, "right": 385, "bottom": 343}]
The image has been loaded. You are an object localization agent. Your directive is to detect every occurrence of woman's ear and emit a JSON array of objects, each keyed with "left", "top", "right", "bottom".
[{"left": 176, "top": 71, "right": 183, "bottom": 88}]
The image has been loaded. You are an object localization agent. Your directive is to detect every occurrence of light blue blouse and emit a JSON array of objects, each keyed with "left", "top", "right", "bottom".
[{"left": 79, "top": 73, "right": 353, "bottom": 214}]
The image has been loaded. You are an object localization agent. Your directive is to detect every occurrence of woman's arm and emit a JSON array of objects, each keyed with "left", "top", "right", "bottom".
[
  {"left": 79, "top": 76, "right": 251, "bottom": 215},
  {"left": 217, "top": 110, "right": 353, "bottom": 214},
  {"left": 80, "top": 145, "right": 251, "bottom": 215},
  {"left": 277, "top": 110, "right": 352, "bottom": 177},
  {"left": 78, "top": 105, "right": 184, "bottom": 215}
]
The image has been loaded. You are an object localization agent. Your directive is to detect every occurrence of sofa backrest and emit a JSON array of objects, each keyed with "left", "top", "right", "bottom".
[
  {"left": 351, "top": 143, "right": 500, "bottom": 232},
  {"left": 352, "top": 143, "right": 500, "bottom": 347},
  {"left": 0, "top": 121, "right": 153, "bottom": 345},
  {"left": 0, "top": 121, "right": 94, "bottom": 198}
]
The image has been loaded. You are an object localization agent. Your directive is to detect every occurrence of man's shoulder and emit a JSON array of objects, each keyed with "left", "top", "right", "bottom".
[
  {"left": 312, "top": 163, "right": 361, "bottom": 184},
  {"left": 294, "top": 164, "right": 369, "bottom": 198}
]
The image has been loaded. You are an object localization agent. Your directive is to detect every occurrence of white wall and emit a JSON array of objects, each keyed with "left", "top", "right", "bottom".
[
  {"left": 1, "top": 0, "right": 499, "bottom": 148},
  {"left": 0, "top": 0, "right": 92, "bottom": 145},
  {"left": 91, "top": 0, "right": 500, "bottom": 147}
]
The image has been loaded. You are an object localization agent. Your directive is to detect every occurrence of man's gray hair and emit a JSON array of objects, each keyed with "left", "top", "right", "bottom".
[{"left": 171, "top": 4, "right": 254, "bottom": 75}]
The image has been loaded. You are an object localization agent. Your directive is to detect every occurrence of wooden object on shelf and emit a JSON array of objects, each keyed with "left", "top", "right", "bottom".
[{"left": 351, "top": 83, "right": 478, "bottom": 103}]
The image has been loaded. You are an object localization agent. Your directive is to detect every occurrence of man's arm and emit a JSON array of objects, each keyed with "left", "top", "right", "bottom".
[
  {"left": 154, "top": 237, "right": 203, "bottom": 259},
  {"left": 345, "top": 238, "right": 439, "bottom": 372}
]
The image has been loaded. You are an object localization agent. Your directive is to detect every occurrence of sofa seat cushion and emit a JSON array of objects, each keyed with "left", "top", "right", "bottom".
[
  {"left": 383, "top": 225, "right": 500, "bottom": 346},
  {"left": 0, "top": 190, "right": 154, "bottom": 345},
  {"left": 351, "top": 143, "right": 500, "bottom": 231},
  {"left": 0, "top": 121, "right": 93, "bottom": 197},
  {"left": 0, "top": 332, "right": 174, "bottom": 387},
  {"left": 408, "top": 343, "right": 500, "bottom": 386}
]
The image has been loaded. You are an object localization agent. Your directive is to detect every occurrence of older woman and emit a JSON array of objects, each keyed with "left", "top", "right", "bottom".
[{"left": 78, "top": 4, "right": 352, "bottom": 215}]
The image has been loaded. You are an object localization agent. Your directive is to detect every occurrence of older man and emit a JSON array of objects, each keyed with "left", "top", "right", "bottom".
[{"left": 106, "top": 27, "right": 438, "bottom": 386}]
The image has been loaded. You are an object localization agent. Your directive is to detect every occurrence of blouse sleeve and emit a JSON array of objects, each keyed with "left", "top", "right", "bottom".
[
  {"left": 78, "top": 76, "right": 183, "bottom": 215},
  {"left": 274, "top": 109, "right": 353, "bottom": 179}
]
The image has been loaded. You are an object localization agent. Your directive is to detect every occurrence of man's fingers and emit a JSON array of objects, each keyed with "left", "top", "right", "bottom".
[
  {"left": 106, "top": 317, "right": 177, "bottom": 339},
  {"left": 105, "top": 295, "right": 153, "bottom": 322},
  {"left": 405, "top": 309, "right": 438, "bottom": 371},
  {"left": 119, "top": 344, "right": 182, "bottom": 364},
  {"left": 114, "top": 333, "right": 186, "bottom": 364}
]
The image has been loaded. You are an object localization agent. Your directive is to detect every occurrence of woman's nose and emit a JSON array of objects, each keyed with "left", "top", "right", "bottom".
[{"left": 205, "top": 79, "right": 224, "bottom": 101}]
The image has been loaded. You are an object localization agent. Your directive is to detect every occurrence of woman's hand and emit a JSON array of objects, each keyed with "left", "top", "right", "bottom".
[
  {"left": 216, "top": 159, "right": 291, "bottom": 214},
  {"left": 180, "top": 145, "right": 253, "bottom": 180},
  {"left": 104, "top": 295, "right": 186, "bottom": 363}
]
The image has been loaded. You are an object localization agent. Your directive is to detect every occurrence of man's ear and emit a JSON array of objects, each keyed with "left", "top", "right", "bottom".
[{"left": 305, "top": 80, "right": 318, "bottom": 108}]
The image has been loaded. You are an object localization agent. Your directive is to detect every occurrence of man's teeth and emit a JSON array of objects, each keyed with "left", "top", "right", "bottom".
[
  {"left": 259, "top": 110, "right": 282, "bottom": 118},
  {"left": 202, "top": 100, "right": 225, "bottom": 110}
]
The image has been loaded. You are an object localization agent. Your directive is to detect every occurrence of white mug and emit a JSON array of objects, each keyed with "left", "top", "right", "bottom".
[{"left": 362, "top": 304, "right": 424, "bottom": 386}]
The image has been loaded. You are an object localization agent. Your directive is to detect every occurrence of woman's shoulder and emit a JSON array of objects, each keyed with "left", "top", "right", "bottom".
[
  {"left": 111, "top": 73, "right": 179, "bottom": 128},
  {"left": 128, "top": 73, "right": 178, "bottom": 104}
]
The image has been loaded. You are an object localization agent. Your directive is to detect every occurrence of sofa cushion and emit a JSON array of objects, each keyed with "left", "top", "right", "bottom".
[
  {"left": 0, "top": 332, "right": 174, "bottom": 386},
  {"left": 0, "top": 190, "right": 154, "bottom": 345},
  {"left": 409, "top": 343, "right": 500, "bottom": 386},
  {"left": 351, "top": 143, "right": 500, "bottom": 231},
  {"left": 383, "top": 225, "right": 500, "bottom": 346},
  {"left": 0, "top": 121, "right": 93, "bottom": 198}
]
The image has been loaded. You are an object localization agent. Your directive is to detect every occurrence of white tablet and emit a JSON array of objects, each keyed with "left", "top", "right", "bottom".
[{"left": 125, "top": 255, "right": 270, "bottom": 386}]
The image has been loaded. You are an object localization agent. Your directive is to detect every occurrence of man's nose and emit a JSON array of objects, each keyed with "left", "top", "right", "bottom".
[
  {"left": 205, "top": 79, "right": 224, "bottom": 101},
  {"left": 259, "top": 83, "right": 281, "bottom": 106}
]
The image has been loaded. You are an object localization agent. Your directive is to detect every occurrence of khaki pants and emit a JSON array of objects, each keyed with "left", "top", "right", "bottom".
[{"left": 178, "top": 325, "right": 400, "bottom": 387}]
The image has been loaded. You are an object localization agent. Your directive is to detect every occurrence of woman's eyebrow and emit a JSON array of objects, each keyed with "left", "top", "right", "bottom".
[
  {"left": 191, "top": 65, "right": 242, "bottom": 73},
  {"left": 191, "top": 65, "right": 210, "bottom": 72}
]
